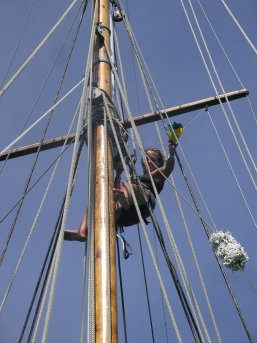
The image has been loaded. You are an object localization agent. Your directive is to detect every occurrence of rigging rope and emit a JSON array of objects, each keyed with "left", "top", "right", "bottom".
[
  {"left": 41, "top": 17, "right": 95, "bottom": 334},
  {"left": 0, "top": 4, "right": 86, "bottom": 266},
  {"left": 116, "top": 234, "right": 129, "bottom": 343},
  {"left": 107, "top": 7, "right": 253, "bottom": 341},
  {"left": 152, "top": 230, "right": 169, "bottom": 343},
  {"left": 188, "top": 0, "right": 257, "bottom": 176},
  {"left": 0, "top": 103, "right": 80, "bottom": 314},
  {"left": 0, "top": 132, "right": 76, "bottom": 225},
  {"left": 103, "top": 99, "right": 113, "bottom": 343},
  {"left": 107, "top": 94, "right": 202, "bottom": 342},
  {"left": 0, "top": 0, "right": 37, "bottom": 88},
  {"left": 0, "top": 1, "right": 84, "bottom": 175},
  {"left": 196, "top": 0, "right": 257, "bottom": 125},
  {"left": 219, "top": 0, "right": 257, "bottom": 55},
  {"left": 0, "top": 0, "right": 79, "bottom": 97},
  {"left": 110, "top": 12, "right": 250, "bottom": 342},
  {"left": 19, "top": 196, "right": 65, "bottom": 343},
  {"left": 207, "top": 109, "right": 257, "bottom": 230},
  {"left": 104, "top": 94, "right": 183, "bottom": 342},
  {"left": 179, "top": 0, "right": 257, "bottom": 190},
  {"left": 174, "top": 136, "right": 253, "bottom": 342},
  {"left": 0, "top": 77, "right": 85, "bottom": 157},
  {"left": 137, "top": 225, "right": 156, "bottom": 343}
]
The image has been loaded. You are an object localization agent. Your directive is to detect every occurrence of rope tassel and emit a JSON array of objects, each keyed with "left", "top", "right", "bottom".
[{"left": 210, "top": 231, "right": 249, "bottom": 271}]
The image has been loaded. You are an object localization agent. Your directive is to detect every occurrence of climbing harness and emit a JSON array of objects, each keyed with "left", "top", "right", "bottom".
[{"left": 116, "top": 226, "right": 133, "bottom": 259}]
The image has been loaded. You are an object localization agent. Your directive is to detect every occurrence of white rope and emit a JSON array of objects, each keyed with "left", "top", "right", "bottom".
[
  {"left": 31, "top": 254, "right": 56, "bottom": 343},
  {"left": 80, "top": 248, "right": 88, "bottom": 343},
  {"left": 183, "top": 109, "right": 205, "bottom": 129},
  {"left": 0, "top": 0, "right": 79, "bottom": 97},
  {"left": 0, "top": 8, "right": 83, "bottom": 174},
  {"left": 103, "top": 98, "right": 112, "bottom": 343},
  {"left": 121, "top": 14, "right": 218, "bottom": 229},
  {"left": 112, "top": 18, "right": 222, "bottom": 340},
  {"left": 0, "top": 78, "right": 84, "bottom": 156},
  {"left": 41, "top": 52, "right": 91, "bottom": 342},
  {"left": 196, "top": 0, "right": 257, "bottom": 125},
  {"left": 119, "top": 21, "right": 215, "bottom": 338},
  {"left": 125, "top": 0, "right": 257, "bottom": 197},
  {"left": 87, "top": 93, "right": 96, "bottom": 343},
  {"left": 186, "top": 0, "right": 257, "bottom": 177},
  {"left": 107, "top": 106, "right": 182, "bottom": 342},
  {"left": 151, "top": 122, "right": 212, "bottom": 342},
  {"left": 170, "top": 174, "right": 213, "bottom": 343},
  {"left": 219, "top": 0, "right": 257, "bottom": 55},
  {"left": 0, "top": 103, "right": 79, "bottom": 314},
  {"left": 134, "top": 116, "right": 214, "bottom": 342},
  {"left": 112, "top": 115, "right": 216, "bottom": 233},
  {"left": 207, "top": 110, "right": 257, "bottom": 230}
]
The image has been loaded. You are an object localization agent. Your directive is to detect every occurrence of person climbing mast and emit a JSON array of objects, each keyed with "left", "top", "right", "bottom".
[{"left": 64, "top": 140, "right": 176, "bottom": 242}]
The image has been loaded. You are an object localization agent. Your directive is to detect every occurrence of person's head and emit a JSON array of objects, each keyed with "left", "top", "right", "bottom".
[{"left": 142, "top": 148, "right": 164, "bottom": 172}]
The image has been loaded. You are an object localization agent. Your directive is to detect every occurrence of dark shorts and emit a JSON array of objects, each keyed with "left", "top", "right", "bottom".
[{"left": 117, "top": 192, "right": 156, "bottom": 227}]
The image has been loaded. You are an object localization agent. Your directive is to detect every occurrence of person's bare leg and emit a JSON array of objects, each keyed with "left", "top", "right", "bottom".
[
  {"left": 114, "top": 181, "right": 150, "bottom": 211},
  {"left": 64, "top": 210, "right": 88, "bottom": 242},
  {"left": 113, "top": 182, "right": 130, "bottom": 210}
]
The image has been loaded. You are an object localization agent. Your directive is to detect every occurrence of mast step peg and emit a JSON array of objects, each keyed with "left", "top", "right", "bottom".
[{"left": 167, "top": 122, "right": 183, "bottom": 144}]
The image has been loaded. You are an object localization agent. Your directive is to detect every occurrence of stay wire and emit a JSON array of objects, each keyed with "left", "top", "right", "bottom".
[
  {"left": 0, "top": 102, "right": 81, "bottom": 315},
  {"left": 26, "top": 138, "right": 83, "bottom": 343},
  {"left": 111, "top": 99, "right": 253, "bottom": 342},
  {"left": 114, "top": 7, "right": 252, "bottom": 340},
  {"left": 0, "top": 133, "right": 76, "bottom": 225},
  {"left": 196, "top": 0, "right": 257, "bottom": 124},
  {"left": 0, "top": 0, "right": 79, "bottom": 97},
  {"left": 147, "top": 207, "right": 203, "bottom": 343},
  {"left": 181, "top": 0, "right": 257, "bottom": 188},
  {"left": 105, "top": 95, "right": 200, "bottom": 342},
  {"left": 207, "top": 109, "right": 257, "bottom": 230},
  {"left": 0, "top": 0, "right": 37, "bottom": 88},
  {"left": 137, "top": 225, "right": 156, "bottom": 343},
  {"left": 116, "top": 233, "right": 129, "bottom": 343},
  {"left": 175, "top": 148, "right": 253, "bottom": 342},
  {"left": 104, "top": 94, "right": 182, "bottom": 341},
  {"left": 0, "top": 2, "right": 81, "bottom": 173},
  {"left": 0, "top": 4, "right": 86, "bottom": 267},
  {"left": 19, "top": 196, "right": 65, "bottom": 343},
  {"left": 0, "top": 1, "right": 85, "bottom": 175},
  {"left": 219, "top": 0, "right": 257, "bottom": 55},
  {"left": 152, "top": 231, "right": 169, "bottom": 343}
]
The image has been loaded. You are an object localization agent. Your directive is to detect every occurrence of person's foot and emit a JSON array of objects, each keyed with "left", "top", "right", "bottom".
[{"left": 64, "top": 230, "right": 86, "bottom": 242}]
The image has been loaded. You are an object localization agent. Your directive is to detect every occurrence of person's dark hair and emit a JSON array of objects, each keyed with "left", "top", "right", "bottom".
[{"left": 144, "top": 148, "right": 164, "bottom": 167}]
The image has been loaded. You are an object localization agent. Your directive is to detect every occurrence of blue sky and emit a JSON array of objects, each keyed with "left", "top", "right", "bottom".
[{"left": 0, "top": 0, "right": 256, "bottom": 342}]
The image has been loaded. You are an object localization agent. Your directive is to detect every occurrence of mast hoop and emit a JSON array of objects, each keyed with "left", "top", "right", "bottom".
[{"left": 93, "top": 57, "right": 111, "bottom": 67}]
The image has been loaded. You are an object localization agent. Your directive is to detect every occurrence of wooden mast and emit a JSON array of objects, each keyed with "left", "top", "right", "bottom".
[{"left": 92, "top": 0, "right": 118, "bottom": 342}]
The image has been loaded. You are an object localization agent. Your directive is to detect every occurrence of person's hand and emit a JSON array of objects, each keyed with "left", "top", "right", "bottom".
[{"left": 168, "top": 140, "right": 177, "bottom": 155}]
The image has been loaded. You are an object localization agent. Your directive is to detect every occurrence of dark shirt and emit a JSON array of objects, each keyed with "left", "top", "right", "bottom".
[{"left": 139, "top": 172, "right": 165, "bottom": 195}]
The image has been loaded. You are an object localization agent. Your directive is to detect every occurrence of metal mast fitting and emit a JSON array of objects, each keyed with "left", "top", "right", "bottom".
[{"left": 91, "top": 1, "right": 118, "bottom": 342}]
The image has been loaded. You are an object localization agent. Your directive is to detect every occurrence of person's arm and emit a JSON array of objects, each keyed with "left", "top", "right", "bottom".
[{"left": 151, "top": 141, "right": 176, "bottom": 178}]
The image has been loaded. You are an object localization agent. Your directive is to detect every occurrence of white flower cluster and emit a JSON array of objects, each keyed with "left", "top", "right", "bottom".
[{"left": 209, "top": 231, "right": 249, "bottom": 271}]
